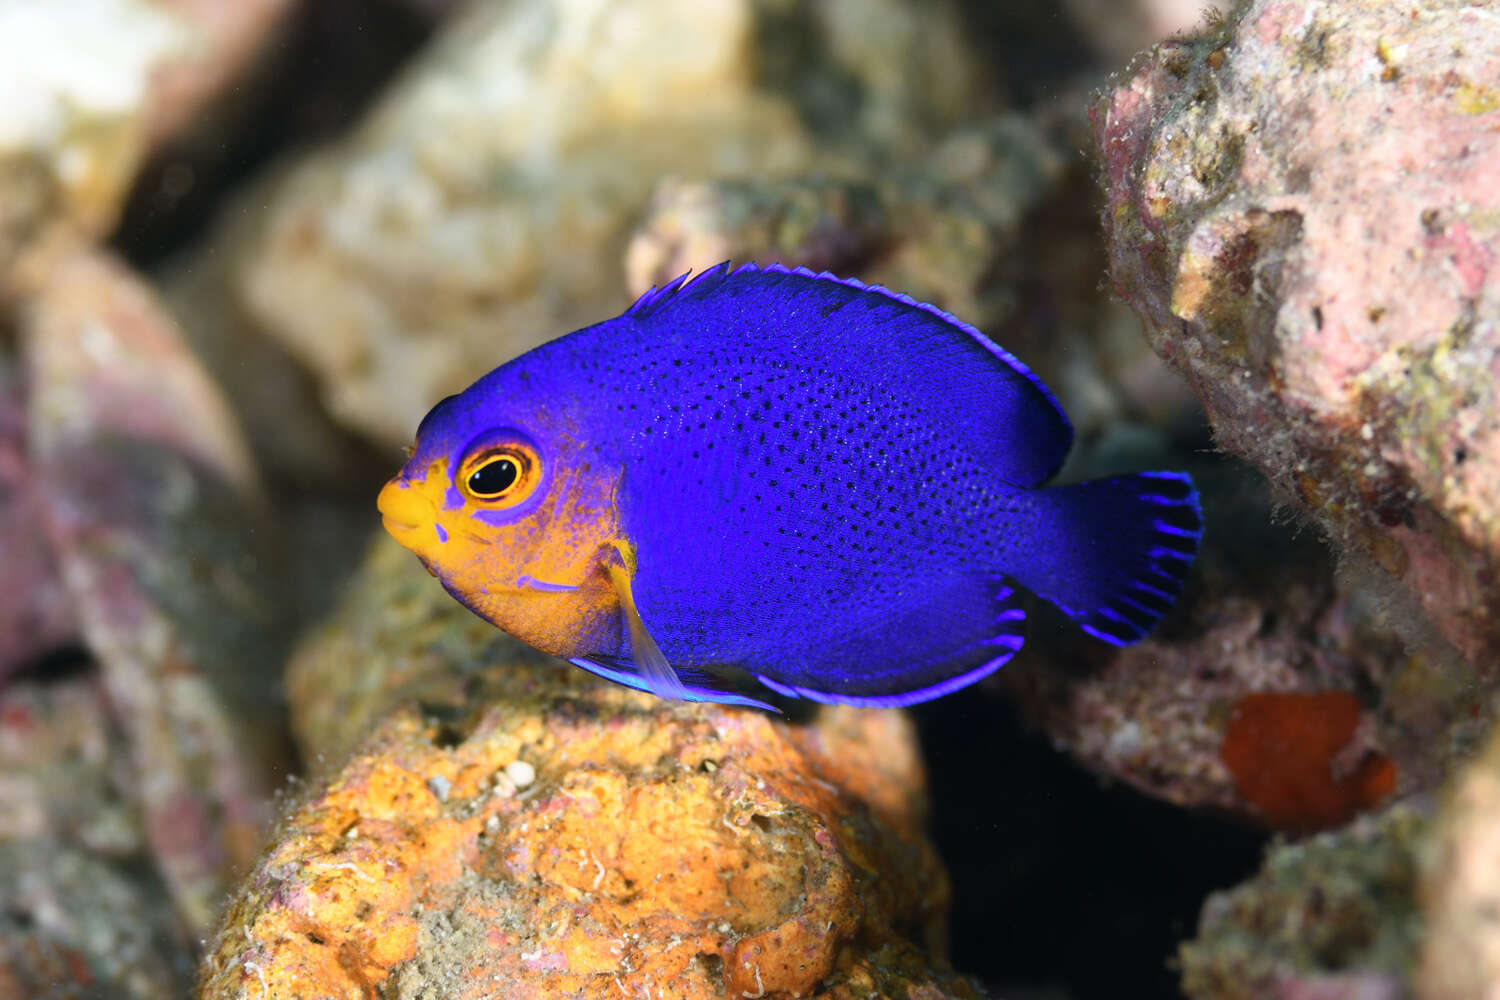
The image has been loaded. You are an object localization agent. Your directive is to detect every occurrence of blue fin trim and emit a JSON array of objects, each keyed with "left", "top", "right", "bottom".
[
  {"left": 625, "top": 263, "right": 733, "bottom": 319},
  {"left": 754, "top": 644, "right": 1020, "bottom": 708},
  {"left": 749, "top": 582, "right": 1026, "bottom": 707},
  {"left": 622, "top": 260, "right": 1071, "bottom": 445},
  {"left": 569, "top": 657, "right": 779, "bottom": 712},
  {"left": 1065, "top": 471, "right": 1203, "bottom": 646}
]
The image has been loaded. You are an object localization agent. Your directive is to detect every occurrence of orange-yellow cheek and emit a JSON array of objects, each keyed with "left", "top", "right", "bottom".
[{"left": 418, "top": 457, "right": 628, "bottom": 661}]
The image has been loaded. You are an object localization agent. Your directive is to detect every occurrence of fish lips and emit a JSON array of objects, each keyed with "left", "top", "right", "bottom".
[{"left": 377, "top": 477, "right": 438, "bottom": 546}]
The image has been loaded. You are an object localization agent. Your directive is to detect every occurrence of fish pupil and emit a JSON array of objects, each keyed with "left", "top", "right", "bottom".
[{"left": 469, "top": 457, "right": 518, "bottom": 497}]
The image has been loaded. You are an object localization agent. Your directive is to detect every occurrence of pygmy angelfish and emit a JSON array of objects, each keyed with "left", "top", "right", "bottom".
[{"left": 378, "top": 263, "right": 1203, "bottom": 710}]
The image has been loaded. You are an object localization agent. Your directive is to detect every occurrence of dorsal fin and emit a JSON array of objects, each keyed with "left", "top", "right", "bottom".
[
  {"left": 618, "top": 260, "right": 1073, "bottom": 486},
  {"left": 745, "top": 262, "right": 1070, "bottom": 430},
  {"left": 626, "top": 262, "right": 737, "bottom": 319},
  {"left": 625, "top": 261, "right": 1071, "bottom": 453}
]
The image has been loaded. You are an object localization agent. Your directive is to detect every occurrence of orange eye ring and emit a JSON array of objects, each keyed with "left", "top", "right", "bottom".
[{"left": 457, "top": 443, "right": 540, "bottom": 506}]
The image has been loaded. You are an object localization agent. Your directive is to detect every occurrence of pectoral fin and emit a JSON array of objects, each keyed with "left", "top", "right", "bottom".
[{"left": 600, "top": 542, "right": 690, "bottom": 702}]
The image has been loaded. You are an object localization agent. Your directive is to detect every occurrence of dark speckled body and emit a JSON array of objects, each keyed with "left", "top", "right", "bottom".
[{"left": 390, "top": 263, "right": 1203, "bottom": 707}]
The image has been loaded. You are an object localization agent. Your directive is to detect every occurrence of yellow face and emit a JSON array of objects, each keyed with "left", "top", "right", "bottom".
[{"left": 376, "top": 429, "right": 624, "bottom": 659}]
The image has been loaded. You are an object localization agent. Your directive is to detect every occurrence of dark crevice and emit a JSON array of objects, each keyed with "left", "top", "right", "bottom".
[
  {"left": 112, "top": 0, "right": 438, "bottom": 271},
  {"left": 913, "top": 688, "right": 1265, "bottom": 998}
]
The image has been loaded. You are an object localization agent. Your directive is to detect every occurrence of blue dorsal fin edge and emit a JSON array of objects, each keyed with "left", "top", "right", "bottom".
[
  {"left": 623, "top": 261, "right": 1072, "bottom": 439},
  {"left": 749, "top": 262, "right": 1068, "bottom": 430},
  {"left": 625, "top": 262, "right": 735, "bottom": 319}
]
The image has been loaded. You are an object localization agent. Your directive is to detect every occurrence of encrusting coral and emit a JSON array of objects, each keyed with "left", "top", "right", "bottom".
[{"left": 196, "top": 537, "right": 984, "bottom": 1000}]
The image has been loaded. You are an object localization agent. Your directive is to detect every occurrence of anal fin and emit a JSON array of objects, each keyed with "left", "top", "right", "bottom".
[{"left": 752, "top": 578, "right": 1026, "bottom": 707}]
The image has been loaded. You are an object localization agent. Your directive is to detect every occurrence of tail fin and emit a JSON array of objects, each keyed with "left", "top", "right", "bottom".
[{"left": 1008, "top": 471, "right": 1203, "bottom": 645}]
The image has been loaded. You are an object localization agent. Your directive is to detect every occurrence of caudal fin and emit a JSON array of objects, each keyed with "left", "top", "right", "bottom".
[{"left": 1009, "top": 471, "right": 1203, "bottom": 645}]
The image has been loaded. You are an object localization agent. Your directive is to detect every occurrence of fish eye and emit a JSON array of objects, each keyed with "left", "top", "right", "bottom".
[
  {"left": 468, "top": 457, "right": 517, "bottom": 497},
  {"left": 456, "top": 442, "right": 540, "bottom": 506}
]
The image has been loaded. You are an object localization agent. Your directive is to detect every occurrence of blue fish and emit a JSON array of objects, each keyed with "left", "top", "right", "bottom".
[{"left": 377, "top": 263, "right": 1202, "bottom": 710}]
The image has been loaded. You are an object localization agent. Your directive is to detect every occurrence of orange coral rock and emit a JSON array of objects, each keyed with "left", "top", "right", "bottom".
[
  {"left": 1221, "top": 691, "right": 1396, "bottom": 833},
  {"left": 197, "top": 537, "right": 980, "bottom": 1000}
]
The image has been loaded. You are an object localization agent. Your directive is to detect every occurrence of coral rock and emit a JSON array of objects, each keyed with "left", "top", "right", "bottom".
[
  {"left": 144, "top": 0, "right": 296, "bottom": 146},
  {"left": 1094, "top": 0, "right": 1500, "bottom": 668},
  {"left": 21, "top": 249, "right": 288, "bottom": 935},
  {"left": 0, "top": 841, "right": 191, "bottom": 1000},
  {"left": 0, "top": 677, "right": 193, "bottom": 999},
  {"left": 625, "top": 115, "right": 1064, "bottom": 340},
  {"left": 1420, "top": 721, "right": 1500, "bottom": 999},
  {"left": 163, "top": 189, "right": 392, "bottom": 489},
  {"left": 0, "top": 0, "right": 187, "bottom": 297},
  {"left": 1179, "top": 805, "right": 1423, "bottom": 999},
  {"left": 197, "top": 536, "right": 982, "bottom": 1000},
  {"left": 234, "top": 0, "right": 999, "bottom": 449},
  {"left": 0, "top": 0, "right": 293, "bottom": 303},
  {"left": 0, "top": 356, "right": 74, "bottom": 677},
  {"left": 0, "top": 672, "right": 139, "bottom": 855}
]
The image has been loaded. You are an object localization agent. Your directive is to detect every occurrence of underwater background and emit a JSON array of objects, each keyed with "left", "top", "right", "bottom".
[{"left": 2, "top": 0, "right": 1497, "bottom": 997}]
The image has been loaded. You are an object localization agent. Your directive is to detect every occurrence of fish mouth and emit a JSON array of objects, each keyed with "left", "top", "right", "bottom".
[
  {"left": 381, "top": 514, "right": 424, "bottom": 534},
  {"left": 378, "top": 478, "right": 437, "bottom": 546}
]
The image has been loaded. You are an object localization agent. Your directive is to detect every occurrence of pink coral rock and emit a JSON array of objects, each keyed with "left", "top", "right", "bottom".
[
  {"left": 22, "top": 249, "right": 287, "bottom": 935},
  {"left": 1094, "top": 0, "right": 1500, "bottom": 668},
  {"left": 0, "top": 359, "right": 74, "bottom": 676}
]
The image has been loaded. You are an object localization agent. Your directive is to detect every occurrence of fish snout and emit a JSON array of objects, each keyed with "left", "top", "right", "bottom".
[{"left": 378, "top": 477, "right": 437, "bottom": 546}]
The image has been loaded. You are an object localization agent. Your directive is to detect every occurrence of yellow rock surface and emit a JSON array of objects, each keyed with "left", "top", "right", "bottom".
[{"left": 197, "top": 537, "right": 980, "bottom": 999}]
